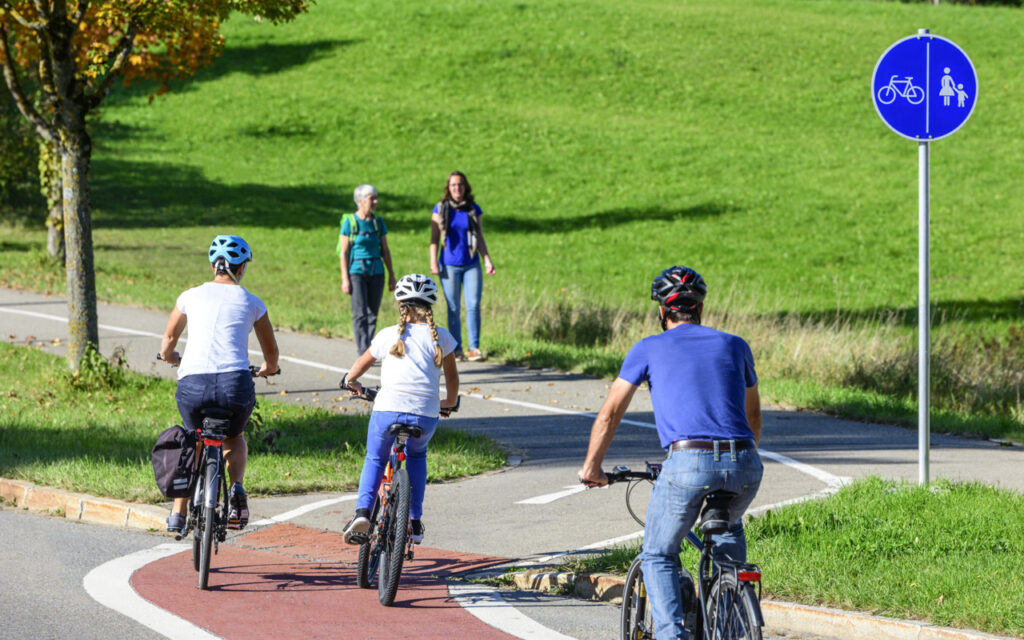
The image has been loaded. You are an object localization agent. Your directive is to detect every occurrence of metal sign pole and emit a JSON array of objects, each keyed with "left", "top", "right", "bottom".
[
  {"left": 918, "top": 139, "right": 931, "bottom": 485},
  {"left": 873, "top": 28, "right": 976, "bottom": 486}
]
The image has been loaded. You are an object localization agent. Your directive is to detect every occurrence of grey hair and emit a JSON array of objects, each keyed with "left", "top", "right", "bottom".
[{"left": 353, "top": 184, "right": 378, "bottom": 205}]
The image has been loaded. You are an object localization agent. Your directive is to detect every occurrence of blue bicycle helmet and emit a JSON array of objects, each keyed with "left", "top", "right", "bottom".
[{"left": 208, "top": 235, "right": 252, "bottom": 265}]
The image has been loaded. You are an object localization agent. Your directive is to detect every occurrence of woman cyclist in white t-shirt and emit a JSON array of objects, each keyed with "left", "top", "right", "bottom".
[
  {"left": 160, "top": 235, "right": 280, "bottom": 534},
  {"left": 341, "top": 274, "right": 459, "bottom": 545}
]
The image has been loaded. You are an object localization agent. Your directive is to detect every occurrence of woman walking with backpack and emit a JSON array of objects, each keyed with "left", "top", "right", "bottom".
[
  {"left": 340, "top": 184, "right": 397, "bottom": 355},
  {"left": 428, "top": 171, "right": 496, "bottom": 361}
]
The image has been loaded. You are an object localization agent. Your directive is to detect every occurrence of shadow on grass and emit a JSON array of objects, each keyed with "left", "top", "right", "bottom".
[
  {"left": 105, "top": 39, "right": 360, "bottom": 105},
  {"left": 90, "top": 157, "right": 430, "bottom": 230},
  {"left": 485, "top": 202, "right": 733, "bottom": 233}
]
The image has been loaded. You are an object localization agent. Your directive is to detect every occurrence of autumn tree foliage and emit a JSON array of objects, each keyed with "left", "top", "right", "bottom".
[{"left": 0, "top": 0, "right": 310, "bottom": 370}]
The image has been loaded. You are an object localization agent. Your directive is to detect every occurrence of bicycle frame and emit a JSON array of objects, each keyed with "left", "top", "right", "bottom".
[{"left": 367, "top": 432, "right": 414, "bottom": 559}]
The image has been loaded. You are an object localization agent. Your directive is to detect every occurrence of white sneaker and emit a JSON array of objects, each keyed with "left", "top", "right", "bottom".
[{"left": 342, "top": 515, "right": 371, "bottom": 544}]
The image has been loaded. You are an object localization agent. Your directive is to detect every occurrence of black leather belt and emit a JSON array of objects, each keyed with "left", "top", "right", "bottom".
[{"left": 668, "top": 439, "right": 756, "bottom": 453}]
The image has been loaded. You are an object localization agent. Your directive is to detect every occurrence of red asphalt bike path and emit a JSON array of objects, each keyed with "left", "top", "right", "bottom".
[{"left": 131, "top": 524, "right": 515, "bottom": 639}]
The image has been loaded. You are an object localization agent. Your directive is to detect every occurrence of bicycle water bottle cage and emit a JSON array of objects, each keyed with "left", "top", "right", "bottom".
[
  {"left": 699, "top": 492, "right": 736, "bottom": 536},
  {"left": 388, "top": 424, "right": 422, "bottom": 439}
]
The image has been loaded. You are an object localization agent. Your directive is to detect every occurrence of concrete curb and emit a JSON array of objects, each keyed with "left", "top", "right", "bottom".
[
  {"left": 511, "top": 570, "right": 1015, "bottom": 640},
  {"left": 0, "top": 477, "right": 168, "bottom": 533}
]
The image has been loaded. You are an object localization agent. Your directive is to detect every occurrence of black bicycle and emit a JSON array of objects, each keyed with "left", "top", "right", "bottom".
[
  {"left": 339, "top": 375, "right": 459, "bottom": 606},
  {"left": 159, "top": 355, "right": 278, "bottom": 590},
  {"left": 607, "top": 464, "right": 764, "bottom": 640}
]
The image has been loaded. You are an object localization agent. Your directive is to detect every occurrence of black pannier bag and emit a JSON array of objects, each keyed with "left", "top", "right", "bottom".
[{"left": 152, "top": 425, "right": 196, "bottom": 499}]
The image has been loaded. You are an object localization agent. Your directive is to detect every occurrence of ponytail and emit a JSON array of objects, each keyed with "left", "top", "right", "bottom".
[
  {"left": 424, "top": 306, "right": 443, "bottom": 368},
  {"left": 389, "top": 305, "right": 411, "bottom": 358}
]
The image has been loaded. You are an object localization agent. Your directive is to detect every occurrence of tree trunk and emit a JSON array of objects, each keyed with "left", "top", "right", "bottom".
[
  {"left": 40, "top": 140, "right": 65, "bottom": 263},
  {"left": 60, "top": 129, "right": 98, "bottom": 369}
]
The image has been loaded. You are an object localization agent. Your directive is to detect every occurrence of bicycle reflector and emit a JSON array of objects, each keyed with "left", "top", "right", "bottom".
[{"left": 737, "top": 571, "right": 761, "bottom": 582}]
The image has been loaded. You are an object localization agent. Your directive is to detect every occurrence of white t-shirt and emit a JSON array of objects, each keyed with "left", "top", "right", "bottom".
[
  {"left": 175, "top": 282, "right": 267, "bottom": 379},
  {"left": 369, "top": 323, "right": 457, "bottom": 417}
]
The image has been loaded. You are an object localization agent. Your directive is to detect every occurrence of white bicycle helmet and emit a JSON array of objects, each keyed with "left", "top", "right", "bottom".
[{"left": 394, "top": 273, "right": 438, "bottom": 306}]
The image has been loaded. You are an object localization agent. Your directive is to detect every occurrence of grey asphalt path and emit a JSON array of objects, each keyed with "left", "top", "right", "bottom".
[
  {"left": 0, "top": 506, "right": 164, "bottom": 640},
  {"left": 2, "top": 286, "right": 1020, "bottom": 640}
]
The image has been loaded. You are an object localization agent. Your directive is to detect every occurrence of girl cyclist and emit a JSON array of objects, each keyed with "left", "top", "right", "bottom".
[
  {"left": 341, "top": 274, "right": 460, "bottom": 545},
  {"left": 160, "top": 235, "right": 280, "bottom": 534}
]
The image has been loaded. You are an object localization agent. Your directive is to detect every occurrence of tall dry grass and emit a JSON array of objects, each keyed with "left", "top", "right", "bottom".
[{"left": 485, "top": 294, "right": 1024, "bottom": 425}]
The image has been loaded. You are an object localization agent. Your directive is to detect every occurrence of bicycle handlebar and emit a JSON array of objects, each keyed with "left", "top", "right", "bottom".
[
  {"left": 338, "top": 374, "right": 459, "bottom": 416},
  {"left": 156, "top": 353, "right": 280, "bottom": 377},
  {"left": 604, "top": 463, "right": 661, "bottom": 485}
]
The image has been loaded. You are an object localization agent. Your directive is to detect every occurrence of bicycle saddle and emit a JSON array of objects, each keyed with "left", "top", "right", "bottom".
[
  {"left": 388, "top": 424, "right": 422, "bottom": 438},
  {"left": 199, "top": 406, "right": 234, "bottom": 419},
  {"left": 699, "top": 492, "right": 737, "bottom": 536}
]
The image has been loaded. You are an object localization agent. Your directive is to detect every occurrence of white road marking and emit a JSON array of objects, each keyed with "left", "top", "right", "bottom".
[
  {"left": 83, "top": 543, "right": 222, "bottom": 640},
  {"left": 515, "top": 485, "right": 588, "bottom": 504},
  {"left": 448, "top": 582, "right": 578, "bottom": 640},
  {"left": 249, "top": 494, "right": 356, "bottom": 526}
]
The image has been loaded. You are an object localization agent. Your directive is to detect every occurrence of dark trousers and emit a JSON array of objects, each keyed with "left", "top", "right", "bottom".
[{"left": 351, "top": 272, "right": 385, "bottom": 354}]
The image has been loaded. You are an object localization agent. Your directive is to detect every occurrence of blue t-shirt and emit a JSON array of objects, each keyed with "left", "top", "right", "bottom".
[
  {"left": 340, "top": 214, "right": 388, "bottom": 275},
  {"left": 433, "top": 202, "right": 482, "bottom": 267},
  {"left": 618, "top": 323, "right": 758, "bottom": 449}
]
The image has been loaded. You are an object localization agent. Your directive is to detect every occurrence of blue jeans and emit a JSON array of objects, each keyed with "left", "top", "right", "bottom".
[
  {"left": 356, "top": 411, "right": 438, "bottom": 520},
  {"left": 640, "top": 445, "right": 763, "bottom": 640},
  {"left": 175, "top": 370, "right": 256, "bottom": 438},
  {"left": 439, "top": 261, "right": 482, "bottom": 352}
]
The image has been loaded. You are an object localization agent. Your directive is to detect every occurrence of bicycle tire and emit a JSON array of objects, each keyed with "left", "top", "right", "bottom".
[
  {"left": 377, "top": 467, "right": 410, "bottom": 606},
  {"left": 620, "top": 556, "right": 654, "bottom": 640},
  {"left": 907, "top": 85, "right": 925, "bottom": 105},
  {"left": 707, "top": 572, "right": 762, "bottom": 640},
  {"left": 198, "top": 462, "right": 218, "bottom": 590},
  {"left": 877, "top": 85, "right": 897, "bottom": 105},
  {"left": 191, "top": 470, "right": 203, "bottom": 572},
  {"left": 356, "top": 495, "right": 383, "bottom": 589}
]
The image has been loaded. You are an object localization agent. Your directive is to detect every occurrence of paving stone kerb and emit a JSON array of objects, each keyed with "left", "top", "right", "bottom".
[
  {"left": 513, "top": 570, "right": 1016, "bottom": 640},
  {"left": 0, "top": 477, "right": 167, "bottom": 533}
]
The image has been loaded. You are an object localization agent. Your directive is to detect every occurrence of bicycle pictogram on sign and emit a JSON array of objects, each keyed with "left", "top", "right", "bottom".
[{"left": 877, "top": 75, "right": 924, "bottom": 105}]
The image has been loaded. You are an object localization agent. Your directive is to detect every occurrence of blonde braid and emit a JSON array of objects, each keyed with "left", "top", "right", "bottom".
[
  {"left": 390, "top": 304, "right": 410, "bottom": 358},
  {"left": 425, "top": 307, "right": 443, "bottom": 367}
]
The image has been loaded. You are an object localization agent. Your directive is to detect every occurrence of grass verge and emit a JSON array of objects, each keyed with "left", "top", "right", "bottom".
[
  {"left": 559, "top": 477, "right": 1024, "bottom": 638},
  {"left": 0, "top": 342, "right": 506, "bottom": 503}
]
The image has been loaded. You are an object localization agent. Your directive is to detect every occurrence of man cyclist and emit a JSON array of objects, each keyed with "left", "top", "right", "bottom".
[
  {"left": 578, "top": 265, "right": 763, "bottom": 640},
  {"left": 160, "top": 235, "right": 280, "bottom": 534}
]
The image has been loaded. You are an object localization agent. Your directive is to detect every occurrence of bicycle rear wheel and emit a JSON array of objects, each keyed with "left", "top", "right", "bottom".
[
  {"left": 707, "top": 572, "right": 762, "bottom": 640},
  {"left": 198, "top": 462, "right": 219, "bottom": 590},
  {"left": 377, "top": 467, "right": 410, "bottom": 606},
  {"left": 620, "top": 556, "right": 654, "bottom": 640}
]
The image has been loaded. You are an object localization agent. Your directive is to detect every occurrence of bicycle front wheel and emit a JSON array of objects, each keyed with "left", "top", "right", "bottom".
[
  {"left": 707, "top": 572, "right": 762, "bottom": 640},
  {"left": 377, "top": 467, "right": 410, "bottom": 606},
  {"left": 620, "top": 556, "right": 655, "bottom": 640}
]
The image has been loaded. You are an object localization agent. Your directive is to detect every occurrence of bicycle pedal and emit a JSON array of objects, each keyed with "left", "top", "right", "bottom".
[{"left": 349, "top": 531, "right": 369, "bottom": 545}]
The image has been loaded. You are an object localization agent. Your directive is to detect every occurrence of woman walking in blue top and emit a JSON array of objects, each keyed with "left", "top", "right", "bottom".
[
  {"left": 340, "top": 184, "right": 397, "bottom": 355},
  {"left": 428, "top": 171, "right": 496, "bottom": 361}
]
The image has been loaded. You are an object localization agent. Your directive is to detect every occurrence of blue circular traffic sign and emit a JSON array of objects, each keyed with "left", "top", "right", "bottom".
[{"left": 872, "top": 33, "right": 978, "bottom": 141}]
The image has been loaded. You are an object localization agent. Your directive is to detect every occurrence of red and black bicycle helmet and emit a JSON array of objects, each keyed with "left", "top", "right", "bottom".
[{"left": 651, "top": 266, "right": 707, "bottom": 312}]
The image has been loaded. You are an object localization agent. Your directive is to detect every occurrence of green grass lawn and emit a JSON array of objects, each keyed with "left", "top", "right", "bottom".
[
  {"left": 0, "top": 0, "right": 1021, "bottom": 436},
  {"left": 0, "top": 342, "right": 506, "bottom": 503},
  {"left": 562, "top": 476, "right": 1024, "bottom": 638}
]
